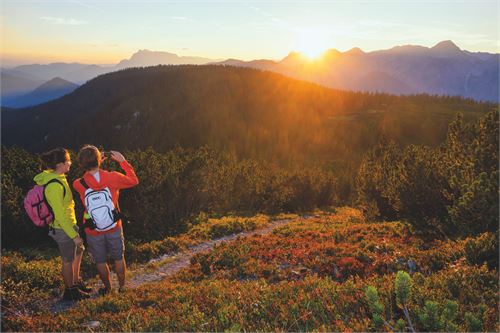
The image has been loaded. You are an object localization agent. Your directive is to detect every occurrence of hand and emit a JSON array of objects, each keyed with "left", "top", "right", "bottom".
[
  {"left": 73, "top": 236, "right": 83, "bottom": 246},
  {"left": 110, "top": 151, "right": 126, "bottom": 163},
  {"left": 100, "top": 151, "right": 111, "bottom": 162}
]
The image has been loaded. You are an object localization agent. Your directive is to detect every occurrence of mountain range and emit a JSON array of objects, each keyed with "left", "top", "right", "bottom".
[
  {"left": 1, "top": 50, "right": 217, "bottom": 107},
  {"left": 1, "top": 41, "right": 498, "bottom": 109},
  {"left": 1, "top": 77, "right": 79, "bottom": 108},
  {"left": 217, "top": 41, "right": 499, "bottom": 102}
]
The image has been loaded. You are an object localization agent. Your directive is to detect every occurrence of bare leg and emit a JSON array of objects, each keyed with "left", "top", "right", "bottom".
[
  {"left": 72, "top": 249, "right": 84, "bottom": 284},
  {"left": 96, "top": 263, "right": 112, "bottom": 290},
  {"left": 114, "top": 258, "right": 126, "bottom": 288},
  {"left": 62, "top": 261, "right": 74, "bottom": 288}
]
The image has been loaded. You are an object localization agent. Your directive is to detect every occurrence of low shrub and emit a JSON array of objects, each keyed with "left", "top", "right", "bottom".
[
  {"left": 8, "top": 264, "right": 498, "bottom": 332},
  {"left": 178, "top": 211, "right": 466, "bottom": 283},
  {"left": 463, "top": 231, "right": 498, "bottom": 269}
]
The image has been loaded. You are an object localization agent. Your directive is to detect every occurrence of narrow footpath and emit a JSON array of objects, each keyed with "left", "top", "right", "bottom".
[{"left": 127, "top": 217, "right": 303, "bottom": 287}]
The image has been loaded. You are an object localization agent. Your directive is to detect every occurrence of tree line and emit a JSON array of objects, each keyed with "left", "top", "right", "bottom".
[
  {"left": 1, "top": 145, "right": 339, "bottom": 248},
  {"left": 2, "top": 109, "right": 497, "bottom": 248}
]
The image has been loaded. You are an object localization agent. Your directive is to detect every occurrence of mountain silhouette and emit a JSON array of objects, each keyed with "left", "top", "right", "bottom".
[
  {"left": 2, "top": 77, "right": 78, "bottom": 108},
  {"left": 2, "top": 41, "right": 497, "bottom": 103},
  {"left": 3, "top": 51, "right": 218, "bottom": 84},
  {"left": 0, "top": 51, "right": 219, "bottom": 104},
  {"left": 344, "top": 47, "right": 365, "bottom": 56},
  {"left": 0, "top": 71, "right": 44, "bottom": 101},
  {"left": 215, "top": 40, "right": 499, "bottom": 102},
  {"left": 115, "top": 49, "right": 215, "bottom": 69},
  {"left": 430, "top": 40, "right": 462, "bottom": 56}
]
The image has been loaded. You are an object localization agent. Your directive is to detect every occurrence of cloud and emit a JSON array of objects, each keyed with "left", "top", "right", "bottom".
[{"left": 40, "top": 16, "right": 88, "bottom": 25}]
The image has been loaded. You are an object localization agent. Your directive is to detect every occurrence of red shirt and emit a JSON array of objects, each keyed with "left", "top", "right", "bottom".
[{"left": 73, "top": 160, "right": 139, "bottom": 236}]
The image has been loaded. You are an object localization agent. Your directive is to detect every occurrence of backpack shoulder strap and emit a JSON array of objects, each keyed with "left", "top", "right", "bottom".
[
  {"left": 79, "top": 177, "right": 90, "bottom": 190},
  {"left": 44, "top": 178, "right": 66, "bottom": 198}
]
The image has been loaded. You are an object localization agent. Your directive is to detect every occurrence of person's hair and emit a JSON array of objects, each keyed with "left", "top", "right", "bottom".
[
  {"left": 78, "top": 145, "right": 101, "bottom": 171},
  {"left": 40, "top": 148, "right": 70, "bottom": 170}
]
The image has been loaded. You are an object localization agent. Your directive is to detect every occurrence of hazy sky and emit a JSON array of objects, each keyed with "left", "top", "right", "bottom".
[{"left": 1, "top": 0, "right": 499, "bottom": 66}]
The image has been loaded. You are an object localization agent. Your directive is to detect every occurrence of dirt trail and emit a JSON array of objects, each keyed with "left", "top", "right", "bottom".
[
  {"left": 126, "top": 217, "right": 302, "bottom": 287},
  {"left": 51, "top": 216, "right": 307, "bottom": 313}
]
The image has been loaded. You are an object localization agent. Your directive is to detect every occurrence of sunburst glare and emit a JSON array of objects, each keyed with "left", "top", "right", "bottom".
[{"left": 292, "top": 28, "right": 331, "bottom": 59}]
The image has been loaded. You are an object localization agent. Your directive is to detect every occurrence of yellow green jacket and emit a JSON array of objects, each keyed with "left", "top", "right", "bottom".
[{"left": 33, "top": 170, "right": 78, "bottom": 239}]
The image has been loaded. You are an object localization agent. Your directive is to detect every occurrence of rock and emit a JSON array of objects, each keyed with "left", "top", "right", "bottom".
[
  {"left": 51, "top": 288, "right": 60, "bottom": 297},
  {"left": 82, "top": 321, "right": 101, "bottom": 329},
  {"left": 407, "top": 259, "right": 417, "bottom": 273},
  {"left": 278, "top": 263, "right": 290, "bottom": 270},
  {"left": 332, "top": 263, "right": 340, "bottom": 278},
  {"left": 395, "top": 257, "right": 406, "bottom": 265}
]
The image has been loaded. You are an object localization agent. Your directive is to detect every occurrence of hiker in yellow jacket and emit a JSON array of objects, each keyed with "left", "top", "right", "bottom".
[{"left": 34, "top": 148, "right": 91, "bottom": 301}]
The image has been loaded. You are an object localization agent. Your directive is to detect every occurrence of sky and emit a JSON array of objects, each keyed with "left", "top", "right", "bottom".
[{"left": 1, "top": 0, "right": 499, "bottom": 66}]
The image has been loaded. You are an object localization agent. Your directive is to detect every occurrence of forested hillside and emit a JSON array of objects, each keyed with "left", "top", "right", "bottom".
[{"left": 2, "top": 65, "right": 493, "bottom": 168}]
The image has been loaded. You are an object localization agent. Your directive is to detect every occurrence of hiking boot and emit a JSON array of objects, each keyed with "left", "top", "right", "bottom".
[
  {"left": 62, "top": 286, "right": 91, "bottom": 301},
  {"left": 98, "top": 287, "right": 111, "bottom": 296},
  {"left": 76, "top": 279, "right": 92, "bottom": 293}
]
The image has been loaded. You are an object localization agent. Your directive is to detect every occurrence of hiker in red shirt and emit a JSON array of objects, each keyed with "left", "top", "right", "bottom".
[{"left": 73, "top": 145, "right": 138, "bottom": 295}]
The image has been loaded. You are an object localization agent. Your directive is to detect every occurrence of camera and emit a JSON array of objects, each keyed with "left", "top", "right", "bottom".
[{"left": 103, "top": 151, "right": 112, "bottom": 158}]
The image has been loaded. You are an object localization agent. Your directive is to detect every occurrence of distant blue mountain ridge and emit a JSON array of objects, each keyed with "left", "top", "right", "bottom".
[
  {"left": 0, "top": 50, "right": 218, "bottom": 108},
  {"left": 1, "top": 41, "right": 498, "bottom": 107},
  {"left": 1, "top": 77, "right": 79, "bottom": 108},
  {"left": 217, "top": 40, "right": 499, "bottom": 102}
]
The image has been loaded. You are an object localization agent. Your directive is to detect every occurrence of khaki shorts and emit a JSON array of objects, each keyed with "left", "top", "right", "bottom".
[
  {"left": 86, "top": 226, "right": 124, "bottom": 264},
  {"left": 49, "top": 225, "right": 83, "bottom": 263}
]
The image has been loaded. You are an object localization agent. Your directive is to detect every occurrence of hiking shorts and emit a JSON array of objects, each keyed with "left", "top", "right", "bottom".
[
  {"left": 49, "top": 225, "right": 83, "bottom": 263},
  {"left": 86, "top": 226, "right": 125, "bottom": 264}
]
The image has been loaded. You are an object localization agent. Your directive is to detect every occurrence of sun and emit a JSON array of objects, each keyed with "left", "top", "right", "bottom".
[{"left": 293, "top": 29, "right": 331, "bottom": 59}]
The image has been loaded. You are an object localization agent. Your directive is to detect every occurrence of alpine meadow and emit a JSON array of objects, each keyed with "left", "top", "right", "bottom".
[{"left": 1, "top": 1, "right": 499, "bottom": 332}]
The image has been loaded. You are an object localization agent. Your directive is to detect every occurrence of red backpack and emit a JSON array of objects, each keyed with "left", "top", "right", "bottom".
[{"left": 24, "top": 179, "right": 66, "bottom": 227}]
